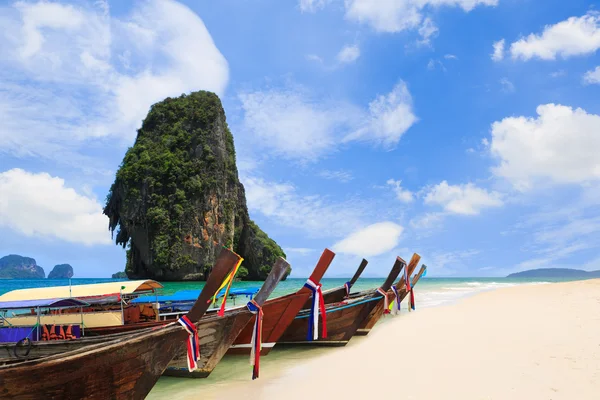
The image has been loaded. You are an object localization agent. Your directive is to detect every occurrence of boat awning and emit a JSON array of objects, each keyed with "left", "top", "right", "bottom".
[
  {"left": 131, "top": 287, "right": 260, "bottom": 304},
  {"left": 0, "top": 280, "right": 164, "bottom": 302},
  {"left": 0, "top": 298, "right": 90, "bottom": 310}
]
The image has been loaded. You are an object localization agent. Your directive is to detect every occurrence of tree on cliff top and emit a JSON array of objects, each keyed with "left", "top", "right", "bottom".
[{"left": 104, "top": 91, "right": 287, "bottom": 281}]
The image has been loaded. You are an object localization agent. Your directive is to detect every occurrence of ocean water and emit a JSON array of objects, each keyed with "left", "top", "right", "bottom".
[{"left": 0, "top": 276, "right": 578, "bottom": 307}]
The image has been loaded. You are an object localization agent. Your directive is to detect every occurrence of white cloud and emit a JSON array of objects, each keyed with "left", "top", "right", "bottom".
[
  {"left": 499, "top": 77, "right": 515, "bottom": 93},
  {"left": 299, "top": 0, "right": 332, "bottom": 12},
  {"left": 417, "top": 17, "right": 438, "bottom": 46},
  {"left": 344, "top": 0, "right": 497, "bottom": 34},
  {"left": 387, "top": 179, "right": 414, "bottom": 203},
  {"left": 344, "top": 80, "right": 418, "bottom": 147},
  {"left": 509, "top": 12, "right": 600, "bottom": 61},
  {"left": 243, "top": 176, "right": 366, "bottom": 237},
  {"left": 424, "top": 181, "right": 503, "bottom": 215},
  {"left": 238, "top": 88, "right": 357, "bottom": 161},
  {"left": 583, "top": 66, "right": 600, "bottom": 85},
  {"left": 337, "top": 44, "right": 361, "bottom": 63},
  {"left": 284, "top": 247, "right": 315, "bottom": 255},
  {"left": 0, "top": 168, "right": 110, "bottom": 245},
  {"left": 319, "top": 170, "right": 354, "bottom": 183},
  {"left": 239, "top": 80, "right": 417, "bottom": 161},
  {"left": 0, "top": 0, "right": 228, "bottom": 162},
  {"left": 425, "top": 249, "right": 480, "bottom": 275},
  {"left": 490, "top": 104, "right": 600, "bottom": 188},
  {"left": 491, "top": 39, "right": 505, "bottom": 61},
  {"left": 444, "top": 54, "right": 458, "bottom": 59},
  {"left": 306, "top": 54, "right": 324, "bottom": 63},
  {"left": 332, "top": 222, "right": 403, "bottom": 257}
]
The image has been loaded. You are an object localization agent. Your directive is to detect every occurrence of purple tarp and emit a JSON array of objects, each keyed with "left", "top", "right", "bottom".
[{"left": 0, "top": 325, "right": 82, "bottom": 342}]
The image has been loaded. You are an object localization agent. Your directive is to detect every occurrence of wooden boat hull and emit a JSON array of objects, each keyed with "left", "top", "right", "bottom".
[
  {"left": 356, "top": 261, "right": 425, "bottom": 336},
  {"left": 0, "top": 322, "right": 186, "bottom": 399},
  {"left": 164, "top": 308, "right": 253, "bottom": 378},
  {"left": 277, "top": 296, "right": 381, "bottom": 345},
  {"left": 226, "top": 292, "right": 310, "bottom": 356}
]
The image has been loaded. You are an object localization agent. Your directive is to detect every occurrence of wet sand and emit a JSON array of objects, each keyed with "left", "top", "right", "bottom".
[{"left": 149, "top": 279, "right": 600, "bottom": 399}]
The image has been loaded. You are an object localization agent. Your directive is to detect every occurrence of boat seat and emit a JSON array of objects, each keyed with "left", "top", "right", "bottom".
[
  {"left": 139, "top": 305, "right": 156, "bottom": 321},
  {"left": 64, "top": 325, "right": 77, "bottom": 340},
  {"left": 57, "top": 325, "right": 65, "bottom": 340},
  {"left": 49, "top": 325, "right": 57, "bottom": 340},
  {"left": 41, "top": 325, "right": 50, "bottom": 341}
]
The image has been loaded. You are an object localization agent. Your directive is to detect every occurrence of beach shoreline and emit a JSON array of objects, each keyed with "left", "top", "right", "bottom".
[{"left": 149, "top": 278, "right": 600, "bottom": 400}]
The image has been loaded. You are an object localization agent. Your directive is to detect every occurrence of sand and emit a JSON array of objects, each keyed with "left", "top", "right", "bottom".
[{"left": 150, "top": 279, "right": 600, "bottom": 400}]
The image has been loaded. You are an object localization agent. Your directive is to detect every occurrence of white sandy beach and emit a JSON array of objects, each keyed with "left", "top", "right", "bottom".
[{"left": 150, "top": 279, "right": 600, "bottom": 400}]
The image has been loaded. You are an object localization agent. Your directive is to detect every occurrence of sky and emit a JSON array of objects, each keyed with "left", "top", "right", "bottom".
[{"left": 0, "top": 0, "right": 599, "bottom": 278}]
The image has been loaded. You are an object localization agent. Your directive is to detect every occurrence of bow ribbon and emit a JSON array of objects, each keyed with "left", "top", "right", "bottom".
[
  {"left": 303, "top": 279, "right": 327, "bottom": 340},
  {"left": 178, "top": 315, "right": 200, "bottom": 372},
  {"left": 246, "top": 300, "right": 263, "bottom": 380},
  {"left": 343, "top": 281, "right": 352, "bottom": 299},
  {"left": 377, "top": 287, "right": 390, "bottom": 315},
  {"left": 391, "top": 285, "right": 401, "bottom": 315}
]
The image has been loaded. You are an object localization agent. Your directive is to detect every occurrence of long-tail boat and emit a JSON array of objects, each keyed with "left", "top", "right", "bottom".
[
  {"left": 164, "top": 257, "right": 290, "bottom": 378},
  {"left": 227, "top": 249, "right": 336, "bottom": 356},
  {"left": 0, "top": 248, "right": 240, "bottom": 399},
  {"left": 355, "top": 254, "right": 423, "bottom": 336},
  {"left": 312, "top": 258, "right": 368, "bottom": 306},
  {"left": 277, "top": 257, "right": 404, "bottom": 346}
]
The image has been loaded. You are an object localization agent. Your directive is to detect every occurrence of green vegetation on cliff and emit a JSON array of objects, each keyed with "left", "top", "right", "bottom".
[
  {"left": 48, "top": 264, "right": 74, "bottom": 279},
  {"left": 104, "top": 91, "right": 286, "bottom": 281},
  {"left": 0, "top": 255, "right": 45, "bottom": 279}
]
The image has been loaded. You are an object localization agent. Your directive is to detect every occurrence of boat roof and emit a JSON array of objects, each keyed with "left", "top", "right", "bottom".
[
  {"left": 131, "top": 287, "right": 260, "bottom": 304},
  {"left": 0, "top": 280, "right": 163, "bottom": 302},
  {"left": 0, "top": 298, "right": 90, "bottom": 310}
]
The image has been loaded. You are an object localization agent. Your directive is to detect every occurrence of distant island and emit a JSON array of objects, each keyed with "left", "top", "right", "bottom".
[
  {"left": 507, "top": 268, "right": 600, "bottom": 278},
  {"left": 0, "top": 254, "right": 45, "bottom": 279},
  {"left": 112, "top": 271, "right": 128, "bottom": 279},
  {"left": 48, "top": 264, "right": 74, "bottom": 279}
]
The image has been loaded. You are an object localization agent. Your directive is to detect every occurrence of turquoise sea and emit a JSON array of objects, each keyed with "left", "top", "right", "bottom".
[
  {"left": 0, "top": 275, "right": 587, "bottom": 399},
  {"left": 0, "top": 276, "right": 582, "bottom": 307}
]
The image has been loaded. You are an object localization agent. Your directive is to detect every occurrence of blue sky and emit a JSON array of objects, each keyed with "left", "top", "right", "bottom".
[{"left": 0, "top": 0, "right": 599, "bottom": 278}]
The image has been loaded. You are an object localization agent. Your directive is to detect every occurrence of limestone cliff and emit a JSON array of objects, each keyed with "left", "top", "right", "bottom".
[
  {"left": 104, "top": 91, "right": 287, "bottom": 281},
  {"left": 0, "top": 255, "right": 45, "bottom": 279},
  {"left": 48, "top": 264, "right": 74, "bottom": 279}
]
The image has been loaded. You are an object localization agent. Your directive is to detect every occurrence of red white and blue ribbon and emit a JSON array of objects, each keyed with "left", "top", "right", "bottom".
[
  {"left": 377, "top": 287, "right": 390, "bottom": 315},
  {"left": 178, "top": 315, "right": 200, "bottom": 372},
  {"left": 246, "top": 300, "right": 263, "bottom": 380},
  {"left": 390, "top": 285, "right": 401, "bottom": 315},
  {"left": 303, "top": 279, "right": 327, "bottom": 341},
  {"left": 405, "top": 268, "right": 415, "bottom": 311},
  {"left": 343, "top": 281, "right": 352, "bottom": 298}
]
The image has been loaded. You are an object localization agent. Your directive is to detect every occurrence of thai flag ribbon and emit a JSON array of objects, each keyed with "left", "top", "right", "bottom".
[
  {"left": 343, "top": 281, "right": 352, "bottom": 299},
  {"left": 303, "top": 279, "right": 327, "bottom": 341},
  {"left": 178, "top": 315, "right": 200, "bottom": 372},
  {"left": 377, "top": 287, "right": 390, "bottom": 315},
  {"left": 405, "top": 268, "right": 415, "bottom": 311},
  {"left": 246, "top": 300, "right": 263, "bottom": 380},
  {"left": 391, "top": 285, "right": 401, "bottom": 315}
]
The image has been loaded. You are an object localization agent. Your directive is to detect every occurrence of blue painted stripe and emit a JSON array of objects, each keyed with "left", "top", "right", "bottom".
[{"left": 294, "top": 296, "right": 381, "bottom": 320}]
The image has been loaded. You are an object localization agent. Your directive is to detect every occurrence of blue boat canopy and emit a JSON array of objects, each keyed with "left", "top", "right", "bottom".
[
  {"left": 0, "top": 298, "right": 90, "bottom": 310},
  {"left": 131, "top": 287, "right": 260, "bottom": 304}
]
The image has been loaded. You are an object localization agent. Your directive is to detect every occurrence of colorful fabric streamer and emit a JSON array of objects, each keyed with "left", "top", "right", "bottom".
[
  {"left": 214, "top": 257, "right": 244, "bottom": 317},
  {"left": 343, "top": 281, "right": 352, "bottom": 299},
  {"left": 377, "top": 287, "right": 390, "bottom": 314},
  {"left": 178, "top": 315, "right": 200, "bottom": 372},
  {"left": 303, "top": 279, "right": 327, "bottom": 341},
  {"left": 246, "top": 300, "right": 263, "bottom": 380},
  {"left": 404, "top": 267, "right": 415, "bottom": 311},
  {"left": 390, "top": 285, "right": 401, "bottom": 315}
]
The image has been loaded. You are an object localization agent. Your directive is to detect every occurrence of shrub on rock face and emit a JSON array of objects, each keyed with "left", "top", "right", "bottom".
[
  {"left": 48, "top": 264, "right": 74, "bottom": 279},
  {"left": 0, "top": 255, "right": 45, "bottom": 279},
  {"left": 104, "top": 91, "right": 286, "bottom": 281}
]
